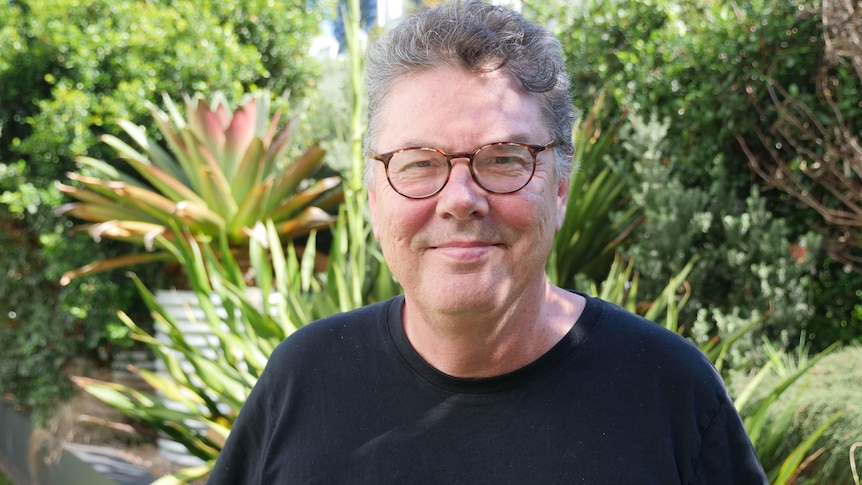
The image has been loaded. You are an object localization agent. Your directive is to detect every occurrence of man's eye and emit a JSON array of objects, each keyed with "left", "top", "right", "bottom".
[
  {"left": 404, "top": 159, "right": 436, "bottom": 169},
  {"left": 492, "top": 156, "right": 522, "bottom": 165}
]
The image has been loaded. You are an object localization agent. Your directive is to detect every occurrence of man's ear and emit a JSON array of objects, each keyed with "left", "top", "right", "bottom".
[
  {"left": 368, "top": 186, "right": 381, "bottom": 241},
  {"left": 555, "top": 162, "right": 571, "bottom": 230}
]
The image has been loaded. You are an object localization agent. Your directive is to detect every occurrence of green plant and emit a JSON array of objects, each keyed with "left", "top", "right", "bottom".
[
  {"left": 0, "top": 0, "right": 321, "bottom": 418},
  {"left": 611, "top": 110, "right": 820, "bottom": 358},
  {"left": 69, "top": 61, "right": 398, "bottom": 477},
  {"left": 808, "top": 261, "right": 862, "bottom": 346},
  {"left": 731, "top": 338, "right": 842, "bottom": 484},
  {"left": 76, "top": 199, "right": 397, "bottom": 483},
  {"left": 589, "top": 254, "right": 694, "bottom": 330},
  {"left": 527, "top": 0, "right": 857, "bottom": 354},
  {"left": 74, "top": 221, "right": 305, "bottom": 484},
  {"left": 756, "top": 345, "right": 862, "bottom": 484},
  {"left": 56, "top": 90, "right": 343, "bottom": 283},
  {"left": 69, "top": 125, "right": 398, "bottom": 481},
  {"left": 0, "top": 200, "right": 159, "bottom": 421},
  {"left": 548, "top": 94, "right": 644, "bottom": 289}
]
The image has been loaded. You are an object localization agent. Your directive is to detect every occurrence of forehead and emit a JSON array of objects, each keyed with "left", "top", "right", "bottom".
[{"left": 375, "top": 66, "right": 548, "bottom": 151}]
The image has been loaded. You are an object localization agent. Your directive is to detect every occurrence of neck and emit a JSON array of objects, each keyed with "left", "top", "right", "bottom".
[{"left": 402, "top": 281, "right": 584, "bottom": 378}]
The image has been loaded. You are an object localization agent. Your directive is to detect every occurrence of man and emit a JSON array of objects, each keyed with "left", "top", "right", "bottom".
[{"left": 208, "top": 1, "right": 767, "bottom": 483}]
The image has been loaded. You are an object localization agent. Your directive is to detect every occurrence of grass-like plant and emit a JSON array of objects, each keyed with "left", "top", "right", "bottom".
[
  {"left": 56, "top": 89, "right": 343, "bottom": 285},
  {"left": 753, "top": 345, "right": 862, "bottom": 484},
  {"left": 73, "top": 203, "right": 397, "bottom": 484},
  {"left": 548, "top": 93, "right": 645, "bottom": 288}
]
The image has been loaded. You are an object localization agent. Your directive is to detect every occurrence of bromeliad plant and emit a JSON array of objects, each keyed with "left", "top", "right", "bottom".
[
  {"left": 72, "top": 220, "right": 327, "bottom": 484},
  {"left": 56, "top": 90, "right": 343, "bottom": 285}
]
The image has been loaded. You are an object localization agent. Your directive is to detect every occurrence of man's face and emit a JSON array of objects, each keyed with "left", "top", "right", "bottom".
[{"left": 368, "top": 66, "right": 569, "bottom": 319}]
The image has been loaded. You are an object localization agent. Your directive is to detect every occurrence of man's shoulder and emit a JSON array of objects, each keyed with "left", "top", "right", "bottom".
[
  {"left": 582, "top": 295, "right": 718, "bottom": 379},
  {"left": 298, "top": 296, "right": 396, "bottom": 333},
  {"left": 575, "top": 296, "right": 731, "bottom": 427},
  {"left": 590, "top": 296, "right": 701, "bottom": 350}
]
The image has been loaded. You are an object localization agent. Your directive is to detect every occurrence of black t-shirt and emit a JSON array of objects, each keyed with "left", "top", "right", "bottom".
[{"left": 208, "top": 294, "right": 767, "bottom": 484}]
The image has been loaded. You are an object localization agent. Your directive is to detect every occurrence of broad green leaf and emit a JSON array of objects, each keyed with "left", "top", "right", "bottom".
[
  {"left": 232, "top": 137, "right": 267, "bottom": 202},
  {"left": 55, "top": 202, "right": 157, "bottom": 227},
  {"left": 152, "top": 106, "right": 202, "bottom": 192},
  {"left": 186, "top": 355, "right": 249, "bottom": 407},
  {"left": 262, "top": 112, "right": 302, "bottom": 176},
  {"left": 265, "top": 143, "right": 326, "bottom": 213},
  {"left": 115, "top": 119, "right": 185, "bottom": 181},
  {"left": 59, "top": 252, "right": 173, "bottom": 285},
  {"left": 72, "top": 155, "right": 145, "bottom": 187},
  {"left": 221, "top": 99, "right": 257, "bottom": 180},
  {"left": 55, "top": 180, "right": 128, "bottom": 208},
  {"left": 269, "top": 176, "right": 342, "bottom": 221},
  {"left": 87, "top": 137, "right": 206, "bottom": 205},
  {"left": 772, "top": 413, "right": 841, "bottom": 485},
  {"left": 152, "top": 465, "right": 213, "bottom": 485},
  {"left": 231, "top": 180, "right": 272, "bottom": 236},
  {"left": 273, "top": 207, "right": 338, "bottom": 240}
]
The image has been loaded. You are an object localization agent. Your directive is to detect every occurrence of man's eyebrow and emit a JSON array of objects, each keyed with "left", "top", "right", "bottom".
[
  {"left": 501, "top": 133, "right": 540, "bottom": 144},
  {"left": 396, "top": 140, "right": 434, "bottom": 148}
]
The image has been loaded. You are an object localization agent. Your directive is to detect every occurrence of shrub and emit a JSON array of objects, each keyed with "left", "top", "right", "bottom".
[
  {"left": 622, "top": 113, "right": 821, "bottom": 356},
  {"left": 72, "top": 7, "right": 394, "bottom": 479},
  {"left": 525, "top": 0, "right": 857, "bottom": 352}
]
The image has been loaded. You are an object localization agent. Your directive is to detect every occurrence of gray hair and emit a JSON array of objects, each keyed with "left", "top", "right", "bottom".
[{"left": 363, "top": 0, "right": 576, "bottom": 187}]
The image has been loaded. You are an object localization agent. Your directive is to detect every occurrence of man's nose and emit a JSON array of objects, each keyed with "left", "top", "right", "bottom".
[
  {"left": 435, "top": 158, "right": 489, "bottom": 218},
  {"left": 447, "top": 158, "right": 474, "bottom": 184}
]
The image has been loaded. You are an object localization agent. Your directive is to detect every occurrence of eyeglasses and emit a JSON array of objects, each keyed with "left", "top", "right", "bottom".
[{"left": 370, "top": 140, "right": 557, "bottom": 199}]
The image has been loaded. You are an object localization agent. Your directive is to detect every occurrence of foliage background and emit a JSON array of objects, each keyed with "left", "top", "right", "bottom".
[
  {"left": 527, "top": 0, "right": 862, "bottom": 359},
  {"left": 1, "top": 0, "right": 861, "bottom": 481},
  {"left": 0, "top": 0, "right": 325, "bottom": 418},
  {"left": 765, "top": 345, "right": 862, "bottom": 484}
]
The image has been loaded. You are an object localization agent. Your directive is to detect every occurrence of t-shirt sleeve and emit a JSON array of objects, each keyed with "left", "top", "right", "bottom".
[
  {"left": 206, "top": 353, "right": 276, "bottom": 484},
  {"left": 692, "top": 396, "right": 768, "bottom": 485}
]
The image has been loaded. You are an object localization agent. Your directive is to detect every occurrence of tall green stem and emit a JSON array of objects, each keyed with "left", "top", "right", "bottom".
[{"left": 343, "top": 0, "right": 368, "bottom": 308}]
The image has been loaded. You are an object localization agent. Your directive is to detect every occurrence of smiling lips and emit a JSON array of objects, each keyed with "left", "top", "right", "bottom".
[{"left": 427, "top": 240, "right": 503, "bottom": 262}]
